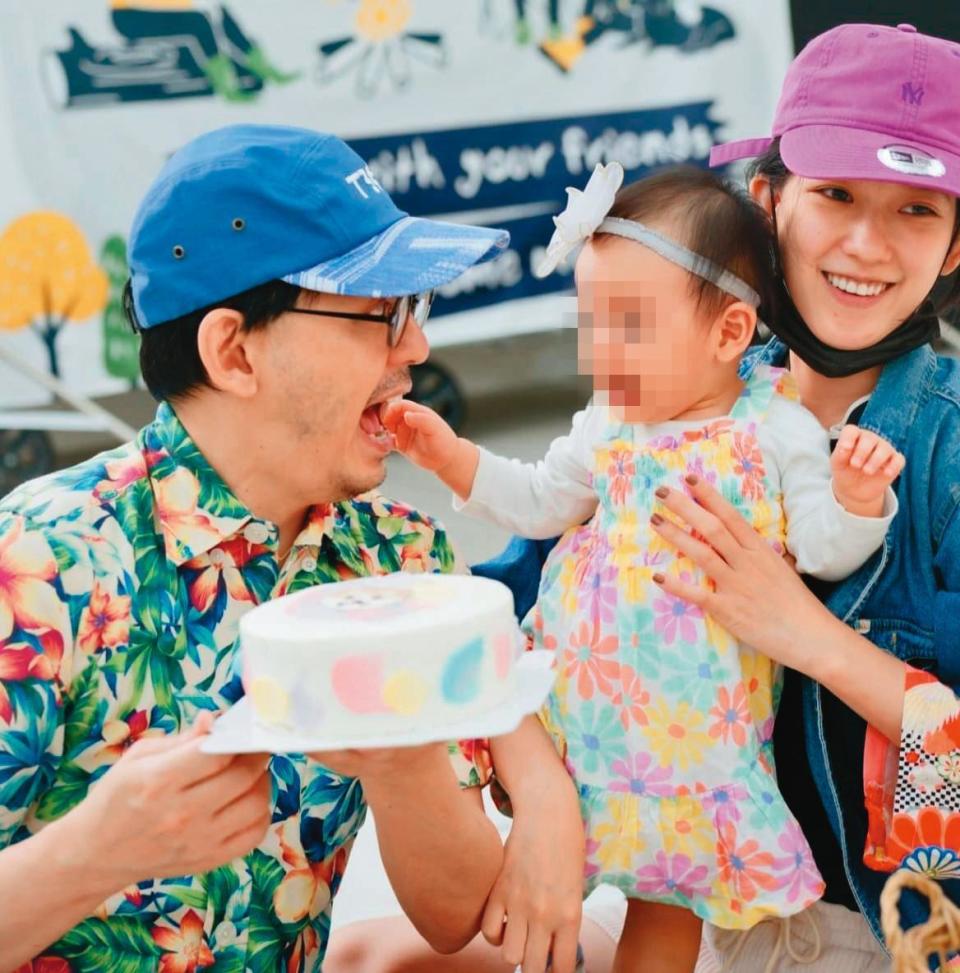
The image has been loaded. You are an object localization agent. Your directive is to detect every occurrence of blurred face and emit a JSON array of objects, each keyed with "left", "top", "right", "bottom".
[
  {"left": 576, "top": 235, "right": 718, "bottom": 423},
  {"left": 768, "top": 176, "right": 960, "bottom": 350},
  {"left": 252, "top": 290, "right": 428, "bottom": 502}
]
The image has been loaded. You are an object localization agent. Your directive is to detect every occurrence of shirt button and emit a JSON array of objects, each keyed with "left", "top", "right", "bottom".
[
  {"left": 301, "top": 556, "right": 318, "bottom": 573},
  {"left": 897, "top": 23, "right": 918, "bottom": 32},
  {"left": 244, "top": 522, "right": 271, "bottom": 545}
]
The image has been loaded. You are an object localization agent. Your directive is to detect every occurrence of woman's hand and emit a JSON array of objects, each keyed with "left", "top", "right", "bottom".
[
  {"left": 648, "top": 476, "right": 841, "bottom": 673},
  {"left": 649, "top": 474, "right": 908, "bottom": 742}
]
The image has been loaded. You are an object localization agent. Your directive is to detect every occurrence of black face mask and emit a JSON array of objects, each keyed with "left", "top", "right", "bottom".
[{"left": 765, "top": 188, "right": 942, "bottom": 379}]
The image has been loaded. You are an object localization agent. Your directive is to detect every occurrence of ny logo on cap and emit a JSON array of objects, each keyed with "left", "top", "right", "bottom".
[
  {"left": 901, "top": 82, "right": 925, "bottom": 106},
  {"left": 345, "top": 165, "right": 385, "bottom": 200}
]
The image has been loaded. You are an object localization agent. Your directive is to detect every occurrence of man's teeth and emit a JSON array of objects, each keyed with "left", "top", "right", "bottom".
[
  {"left": 378, "top": 396, "right": 404, "bottom": 423},
  {"left": 826, "top": 273, "right": 889, "bottom": 297}
]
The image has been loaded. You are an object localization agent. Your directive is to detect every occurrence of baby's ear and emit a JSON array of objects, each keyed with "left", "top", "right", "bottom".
[{"left": 712, "top": 301, "right": 756, "bottom": 363}]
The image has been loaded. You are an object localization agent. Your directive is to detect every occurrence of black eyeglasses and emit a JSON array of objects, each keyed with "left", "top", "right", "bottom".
[{"left": 287, "top": 290, "right": 435, "bottom": 346}]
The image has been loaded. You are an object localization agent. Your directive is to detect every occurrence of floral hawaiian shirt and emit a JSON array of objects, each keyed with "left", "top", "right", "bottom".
[{"left": 0, "top": 402, "right": 491, "bottom": 973}]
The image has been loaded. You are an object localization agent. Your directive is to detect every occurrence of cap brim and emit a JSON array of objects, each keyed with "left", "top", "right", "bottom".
[
  {"left": 709, "top": 136, "right": 775, "bottom": 168},
  {"left": 781, "top": 126, "right": 960, "bottom": 197},
  {"left": 200, "top": 649, "right": 556, "bottom": 754},
  {"left": 281, "top": 215, "right": 510, "bottom": 297}
]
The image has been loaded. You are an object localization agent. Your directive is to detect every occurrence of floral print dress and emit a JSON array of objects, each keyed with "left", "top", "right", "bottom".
[{"left": 532, "top": 366, "right": 825, "bottom": 929}]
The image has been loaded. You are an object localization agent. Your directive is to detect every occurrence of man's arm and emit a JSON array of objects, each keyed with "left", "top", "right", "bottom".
[
  {"left": 319, "top": 744, "right": 503, "bottom": 954},
  {"left": 0, "top": 812, "right": 131, "bottom": 969},
  {"left": 0, "top": 722, "right": 272, "bottom": 971}
]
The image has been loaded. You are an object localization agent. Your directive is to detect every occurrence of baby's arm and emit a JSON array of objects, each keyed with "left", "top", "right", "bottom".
[
  {"left": 383, "top": 399, "right": 599, "bottom": 539},
  {"left": 483, "top": 716, "right": 585, "bottom": 973},
  {"left": 769, "top": 398, "right": 901, "bottom": 581}
]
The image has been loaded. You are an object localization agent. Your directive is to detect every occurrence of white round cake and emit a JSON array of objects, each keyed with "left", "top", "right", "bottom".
[{"left": 239, "top": 573, "right": 523, "bottom": 742}]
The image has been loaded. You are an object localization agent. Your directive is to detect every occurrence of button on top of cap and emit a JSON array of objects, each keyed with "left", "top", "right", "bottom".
[{"left": 897, "top": 24, "right": 918, "bottom": 32}]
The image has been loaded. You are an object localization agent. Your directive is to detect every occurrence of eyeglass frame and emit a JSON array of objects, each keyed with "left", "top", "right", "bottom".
[{"left": 286, "top": 290, "right": 435, "bottom": 346}]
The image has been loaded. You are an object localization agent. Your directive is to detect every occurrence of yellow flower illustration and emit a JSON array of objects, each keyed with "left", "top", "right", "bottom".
[
  {"left": 592, "top": 796, "right": 644, "bottom": 871},
  {"left": 644, "top": 699, "right": 710, "bottom": 772},
  {"left": 356, "top": 0, "right": 412, "bottom": 42},
  {"left": 660, "top": 795, "right": 715, "bottom": 857},
  {"left": 739, "top": 645, "right": 776, "bottom": 727}
]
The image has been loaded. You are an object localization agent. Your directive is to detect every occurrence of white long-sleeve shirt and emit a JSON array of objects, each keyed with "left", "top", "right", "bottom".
[{"left": 456, "top": 396, "right": 896, "bottom": 582}]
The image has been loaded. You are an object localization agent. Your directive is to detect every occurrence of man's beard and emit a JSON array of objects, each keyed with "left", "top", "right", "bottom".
[{"left": 334, "top": 466, "right": 388, "bottom": 502}]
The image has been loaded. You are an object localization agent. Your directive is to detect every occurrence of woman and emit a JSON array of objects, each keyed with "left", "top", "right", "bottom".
[{"left": 326, "top": 21, "right": 960, "bottom": 972}]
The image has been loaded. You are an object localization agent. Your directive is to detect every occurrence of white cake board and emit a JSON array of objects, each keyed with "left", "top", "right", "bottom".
[{"left": 201, "top": 650, "right": 556, "bottom": 754}]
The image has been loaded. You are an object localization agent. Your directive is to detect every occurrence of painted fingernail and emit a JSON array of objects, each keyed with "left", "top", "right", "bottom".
[
  {"left": 655, "top": 486, "right": 669, "bottom": 499},
  {"left": 650, "top": 512, "right": 664, "bottom": 525},
  {"left": 652, "top": 573, "right": 665, "bottom": 584},
  {"left": 685, "top": 474, "right": 699, "bottom": 486}
]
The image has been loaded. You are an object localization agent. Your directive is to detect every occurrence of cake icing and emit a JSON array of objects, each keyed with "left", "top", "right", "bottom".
[{"left": 240, "top": 573, "right": 523, "bottom": 740}]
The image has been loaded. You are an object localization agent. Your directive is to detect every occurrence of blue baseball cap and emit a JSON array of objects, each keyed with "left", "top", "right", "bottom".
[{"left": 128, "top": 124, "right": 510, "bottom": 327}]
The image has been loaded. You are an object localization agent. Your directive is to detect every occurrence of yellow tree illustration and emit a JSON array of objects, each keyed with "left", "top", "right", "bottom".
[{"left": 0, "top": 212, "right": 108, "bottom": 377}]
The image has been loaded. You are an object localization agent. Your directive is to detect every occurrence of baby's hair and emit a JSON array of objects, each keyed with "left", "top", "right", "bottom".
[
  {"left": 598, "top": 165, "right": 775, "bottom": 322},
  {"left": 749, "top": 138, "right": 960, "bottom": 316}
]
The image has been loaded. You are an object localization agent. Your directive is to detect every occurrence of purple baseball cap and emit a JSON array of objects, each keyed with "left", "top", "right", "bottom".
[{"left": 710, "top": 23, "right": 960, "bottom": 198}]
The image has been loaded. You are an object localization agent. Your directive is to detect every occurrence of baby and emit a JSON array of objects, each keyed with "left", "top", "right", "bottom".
[{"left": 385, "top": 163, "right": 902, "bottom": 972}]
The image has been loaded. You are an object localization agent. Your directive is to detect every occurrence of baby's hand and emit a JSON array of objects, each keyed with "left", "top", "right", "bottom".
[
  {"left": 831, "top": 425, "right": 904, "bottom": 517},
  {"left": 381, "top": 399, "right": 459, "bottom": 472},
  {"left": 381, "top": 399, "right": 481, "bottom": 499},
  {"left": 481, "top": 798, "right": 583, "bottom": 973}
]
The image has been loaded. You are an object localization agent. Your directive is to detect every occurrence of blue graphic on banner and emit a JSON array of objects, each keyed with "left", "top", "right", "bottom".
[
  {"left": 45, "top": 5, "right": 297, "bottom": 109},
  {"left": 352, "top": 102, "right": 722, "bottom": 317}
]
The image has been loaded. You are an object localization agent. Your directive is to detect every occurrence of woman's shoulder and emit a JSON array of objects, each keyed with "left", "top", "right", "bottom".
[
  {"left": 911, "top": 353, "right": 960, "bottom": 443},
  {"left": 931, "top": 351, "right": 960, "bottom": 409},
  {"left": 875, "top": 347, "right": 960, "bottom": 431},
  {"left": 907, "top": 352, "right": 960, "bottom": 527}
]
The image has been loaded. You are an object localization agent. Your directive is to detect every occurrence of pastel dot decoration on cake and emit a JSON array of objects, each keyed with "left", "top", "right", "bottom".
[
  {"left": 330, "top": 654, "right": 390, "bottom": 714},
  {"left": 382, "top": 670, "right": 429, "bottom": 716},
  {"left": 238, "top": 573, "right": 523, "bottom": 744},
  {"left": 441, "top": 637, "right": 484, "bottom": 705},
  {"left": 248, "top": 676, "right": 292, "bottom": 725}
]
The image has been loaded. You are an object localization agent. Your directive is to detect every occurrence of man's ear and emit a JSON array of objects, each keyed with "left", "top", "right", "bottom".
[
  {"left": 196, "top": 308, "right": 258, "bottom": 398},
  {"left": 712, "top": 301, "right": 757, "bottom": 364}
]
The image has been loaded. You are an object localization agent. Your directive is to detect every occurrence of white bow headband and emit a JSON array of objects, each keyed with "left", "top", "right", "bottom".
[{"left": 534, "top": 162, "right": 762, "bottom": 310}]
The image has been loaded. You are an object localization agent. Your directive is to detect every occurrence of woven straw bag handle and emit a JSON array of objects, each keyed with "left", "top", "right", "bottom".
[{"left": 882, "top": 869, "right": 960, "bottom": 972}]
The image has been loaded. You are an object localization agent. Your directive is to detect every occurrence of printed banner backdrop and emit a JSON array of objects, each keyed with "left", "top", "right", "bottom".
[{"left": 0, "top": 0, "right": 793, "bottom": 406}]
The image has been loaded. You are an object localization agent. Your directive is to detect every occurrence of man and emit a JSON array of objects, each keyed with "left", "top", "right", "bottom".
[{"left": 0, "top": 124, "right": 512, "bottom": 970}]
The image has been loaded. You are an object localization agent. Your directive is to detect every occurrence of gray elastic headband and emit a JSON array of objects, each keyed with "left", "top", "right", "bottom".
[{"left": 598, "top": 217, "right": 762, "bottom": 309}]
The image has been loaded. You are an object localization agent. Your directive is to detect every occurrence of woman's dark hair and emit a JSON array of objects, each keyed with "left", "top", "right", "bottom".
[
  {"left": 600, "top": 165, "right": 776, "bottom": 322},
  {"left": 748, "top": 138, "right": 960, "bottom": 317},
  {"left": 123, "top": 279, "right": 302, "bottom": 402}
]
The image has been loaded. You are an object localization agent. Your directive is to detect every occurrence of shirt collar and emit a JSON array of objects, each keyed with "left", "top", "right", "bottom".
[
  {"left": 140, "top": 403, "right": 336, "bottom": 567},
  {"left": 742, "top": 335, "right": 936, "bottom": 453}
]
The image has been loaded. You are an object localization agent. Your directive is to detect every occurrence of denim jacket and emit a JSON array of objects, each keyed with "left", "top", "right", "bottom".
[{"left": 473, "top": 337, "right": 960, "bottom": 948}]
